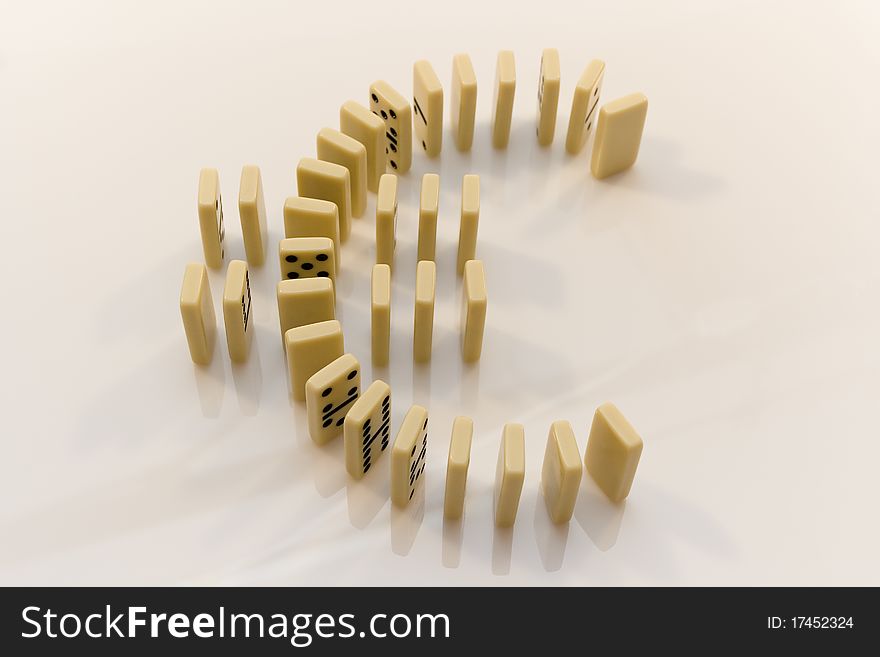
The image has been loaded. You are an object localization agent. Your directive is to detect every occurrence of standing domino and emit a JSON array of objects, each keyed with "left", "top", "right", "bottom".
[
  {"left": 305, "top": 353, "right": 361, "bottom": 445},
  {"left": 371, "top": 264, "right": 391, "bottom": 367},
  {"left": 417, "top": 173, "right": 439, "bottom": 262},
  {"left": 316, "top": 128, "right": 367, "bottom": 218},
  {"left": 541, "top": 421, "right": 582, "bottom": 524},
  {"left": 375, "top": 174, "right": 398, "bottom": 269},
  {"left": 450, "top": 53, "right": 477, "bottom": 152},
  {"left": 278, "top": 237, "right": 336, "bottom": 290},
  {"left": 413, "top": 60, "right": 443, "bottom": 157},
  {"left": 495, "top": 423, "right": 525, "bottom": 527},
  {"left": 284, "top": 319, "right": 344, "bottom": 401},
  {"left": 340, "top": 101, "right": 385, "bottom": 193},
  {"left": 536, "top": 49, "right": 561, "bottom": 146},
  {"left": 456, "top": 174, "right": 480, "bottom": 274},
  {"left": 238, "top": 165, "right": 268, "bottom": 266},
  {"left": 461, "top": 260, "right": 487, "bottom": 362},
  {"left": 282, "top": 197, "right": 340, "bottom": 271},
  {"left": 344, "top": 380, "right": 392, "bottom": 479},
  {"left": 391, "top": 404, "right": 429, "bottom": 507},
  {"left": 590, "top": 93, "right": 649, "bottom": 180},
  {"left": 180, "top": 263, "right": 216, "bottom": 365},
  {"left": 413, "top": 260, "right": 436, "bottom": 363},
  {"left": 491, "top": 51, "right": 516, "bottom": 149},
  {"left": 197, "top": 168, "right": 225, "bottom": 268},
  {"left": 585, "top": 402, "right": 644, "bottom": 502},
  {"left": 444, "top": 416, "right": 473, "bottom": 520},
  {"left": 296, "top": 158, "right": 352, "bottom": 241},
  {"left": 277, "top": 278, "right": 335, "bottom": 337},
  {"left": 369, "top": 81, "right": 412, "bottom": 174},
  {"left": 565, "top": 59, "right": 606, "bottom": 155},
  {"left": 222, "top": 260, "right": 253, "bottom": 363}
]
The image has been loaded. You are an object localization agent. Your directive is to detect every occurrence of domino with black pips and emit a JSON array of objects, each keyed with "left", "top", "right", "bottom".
[
  {"left": 282, "top": 197, "right": 340, "bottom": 271},
  {"left": 197, "top": 167, "right": 225, "bottom": 268},
  {"left": 413, "top": 60, "right": 443, "bottom": 157},
  {"left": 491, "top": 51, "right": 516, "bottom": 149},
  {"left": 222, "top": 260, "right": 253, "bottom": 363},
  {"left": 369, "top": 80, "right": 412, "bottom": 174},
  {"left": 316, "top": 128, "right": 367, "bottom": 218},
  {"left": 456, "top": 174, "right": 480, "bottom": 274},
  {"left": 541, "top": 420, "right": 582, "bottom": 523},
  {"left": 340, "top": 101, "right": 385, "bottom": 193},
  {"left": 418, "top": 173, "right": 439, "bottom": 262},
  {"left": 391, "top": 404, "right": 429, "bottom": 507},
  {"left": 296, "top": 158, "right": 352, "bottom": 241},
  {"left": 284, "top": 319, "right": 344, "bottom": 401},
  {"left": 450, "top": 53, "right": 477, "bottom": 152},
  {"left": 376, "top": 173, "right": 398, "bottom": 269},
  {"left": 344, "top": 379, "right": 392, "bottom": 479},
  {"left": 565, "top": 59, "right": 605, "bottom": 155},
  {"left": 278, "top": 237, "right": 336, "bottom": 290},
  {"left": 238, "top": 165, "right": 268, "bottom": 266},
  {"left": 277, "top": 278, "right": 335, "bottom": 338},
  {"left": 536, "top": 48, "right": 561, "bottom": 146},
  {"left": 180, "top": 263, "right": 216, "bottom": 365},
  {"left": 305, "top": 353, "right": 361, "bottom": 445}
]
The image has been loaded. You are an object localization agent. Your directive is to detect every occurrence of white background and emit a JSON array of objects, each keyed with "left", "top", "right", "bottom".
[{"left": 1, "top": 0, "right": 879, "bottom": 585}]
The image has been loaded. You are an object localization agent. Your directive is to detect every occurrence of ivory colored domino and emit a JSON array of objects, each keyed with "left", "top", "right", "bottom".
[
  {"left": 238, "top": 165, "right": 268, "bottom": 266},
  {"left": 536, "top": 49, "right": 561, "bottom": 146},
  {"left": 222, "top": 260, "right": 253, "bottom": 363},
  {"left": 461, "top": 260, "right": 487, "bottom": 362},
  {"left": 450, "top": 53, "right": 477, "bottom": 152},
  {"left": 491, "top": 51, "right": 516, "bottom": 149},
  {"left": 282, "top": 197, "right": 340, "bottom": 271},
  {"left": 296, "top": 158, "right": 351, "bottom": 241},
  {"left": 370, "top": 80, "right": 412, "bottom": 174},
  {"left": 344, "top": 379, "right": 392, "bottom": 479},
  {"left": 180, "top": 263, "right": 216, "bottom": 365},
  {"left": 413, "top": 260, "right": 436, "bottom": 363},
  {"left": 413, "top": 60, "right": 443, "bottom": 157},
  {"left": 316, "top": 128, "right": 367, "bottom": 218},
  {"left": 541, "top": 421, "right": 582, "bottom": 523},
  {"left": 456, "top": 174, "right": 480, "bottom": 274},
  {"left": 197, "top": 168, "right": 225, "bottom": 268},
  {"left": 305, "top": 353, "right": 361, "bottom": 445},
  {"left": 278, "top": 237, "right": 336, "bottom": 292},
  {"left": 284, "top": 319, "right": 344, "bottom": 401},
  {"left": 277, "top": 278, "right": 335, "bottom": 338},
  {"left": 376, "top": 174, "right": 398, "bottom": 268},
  {"left": 565, "top": 59, "right": 605, "bottom": 154},
  {"left": 495, "top": 423, "right": 525, "bottom": 528},
  {"left": 391, "top": 404, "right": 428, "bottom": 507},
  {"left": 590, "top": 93, "right": 649, "bottom": 180},
  {"left": 371, "top": 264, "right": 391, "bottom": 367},
  {"left": 443, "top": 416, "right": 473, "bottom": 520},
  {"left": 340, "top": 101, "right": 385, "bottom": 193},
  {"left": 585, "top": 402, "right": 644, "bottom": 502},
  {"left": 417, "top": 174, "right": 439, "bottom": 261}
]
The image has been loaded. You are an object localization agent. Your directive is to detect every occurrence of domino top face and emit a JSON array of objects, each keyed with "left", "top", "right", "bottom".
[
  {"left": 590, "top": 93, "right": 649, "bottom": 180},
  {"left": 340, "top": 101, "right": 385, "bottom": 193},
  {"left": 495, "top": 423, "right": 526, "bottom": 527},
  {"left": 197, "top": 168, "right": 225, "bottom": 267},
  {"left": 370, "top": 80, "right": 412, "bottom": 174},
  {"left": 279, "top": 237, "right": 335, "bottom": 283},
  {"left": 542, "top": 420, "right": 583, "bottom": 524},
  {"left": 461, "top": 173, "right": 480, "bottom": 217},
  {"left": 415, "top": 260, "right": 436, "bottom": 314},
  {"left": 565, "top": 59, "right": 606, "bottom": 154},
  {"left": 296, "top": 157, "right": 352, "bottom": 241},
  {"left": 180, "top": 262, "right": 216, "bottom": 365},
  {"left": 284, "top": 319, "right": 344, "bottom": 401},
  {"left": 305, "top": 353, "right": 361, "bottom": 445},
  {"left": 316, "top": 128, "right": 367, "bottom": 218},
  {"left": 276, "top": 277, "right": 335, "bottom": 336},
  {"left": 491, "top": 51, "right": 516, "bottom": 149},
  {"left": 375, "top": 173, "right": 398, "bottom": 267},
  {"left": 450, "top": 53, "right": 477, "bottom": 152},
  {"left": 536, "top": 48, "right": 561, "bottom": 146},
  {"left": 282, "top": 197, "right": 340, "bottom": 270},
  {"left": 413, "top": 60, "right": 443, "bottom": 157},
  {"left": 391, "top": 404, "right": 429, "bottom": 507},
  {"left": 457, "top": 174, "right": 481, "bottom": 274},
  {"left": 222, "top": 260, "right": 253, "bottom": 363},
  {"left": 585, "top": 402, "right": 644, "bottom": 502},
  {"left": 463, "top": 259, "right": 487, "bottom": 305},
  {"left": 238, "top": 165, "right": 268, "bottom": 266},
  {"left": 344, "top": 379, "right": 392, "bottom": 479},
  {"left": 444, "top": 416, "right": 473, "bottom": 520}
]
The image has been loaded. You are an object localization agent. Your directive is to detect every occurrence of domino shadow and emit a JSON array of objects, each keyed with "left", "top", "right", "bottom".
[
  {"left": 230, "top": 325, "right": 265, "bottom": 416},
  {"left": 346, "top": 453, "right": 391, "bottom": 529},
  {"left": 289, "top": 396, "right": 347, "bottom": 499},
  {"left": 390, "top": 481, "right": 425, "bottom": 556},
  {"left": 533, "top": 490, "right": 571, "bottom": 572},
  {"left": 574, "top": 474, "right": 626, "bottom": 551},
  {"left": 441, "top": 515, "right": 464, "bottom": 569}
]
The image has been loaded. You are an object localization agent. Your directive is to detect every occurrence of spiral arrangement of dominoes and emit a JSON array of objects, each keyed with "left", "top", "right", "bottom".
[{"left": 180, "top": 50, "right": 649, "bottom": 531}]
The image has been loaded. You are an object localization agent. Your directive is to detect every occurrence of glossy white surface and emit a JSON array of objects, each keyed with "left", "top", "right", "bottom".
[{"left": 1, "top": 0, "right": 879, "bottom": 585}]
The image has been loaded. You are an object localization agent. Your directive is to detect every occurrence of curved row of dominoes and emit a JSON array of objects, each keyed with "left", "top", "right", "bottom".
[{"left": 179, "top": 50, "right": 647, "bottom": 529}]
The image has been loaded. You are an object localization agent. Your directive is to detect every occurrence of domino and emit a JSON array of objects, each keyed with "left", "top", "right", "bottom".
[
  {"left": 296, "top": 158, "right": 351, "bottom": 242},
  {"left": 536, "top": 48, "right": 561, "bottom": 146},
  {"left": 413, "top": 60, "right": 443, "bottom": 157},
  {"left": 541, "top": 420, "right": 582, "bottom": 523},
  {"left": 491, "top": 51, "right": 516, "bottom": 149},
  {"left": 369, "top": 80, "right": 412, "bottom": 174},
  {"left": 238, "top": 165, "right": 268, "bottom": 266},
  {"left": 339, "top": 101, "right": 385, "bottom": 193},
  {"left": 417, "top": 173, "right": 439, "bottom": 262},
  {"left": 456, "top": 174, "right": 480, "bottom": 274},
  {"left": 282, "top": 197, "right": 340, "bottom": 271},
  {"left": 197, "top": 168, "right": 225, "bottom": 268},
  {"left": 450, "top": 53, "right": 477, "bottom": 152},
  {"left": 494, "top": 423, "right": 525, "bottom": 527},
  {"left": 284, "top": 319, "right": 344, "bottom": 401},
  {"left": 276, "top": 278, "right": 335, "bottom": 337},
  {"left": 375, "top": 173, "right": 398, "bottom": 268},
  {"left": 278, "top": 237, "right": 336, "bottom": 290},
  {"left": 461, "top": 259, "right": 487, "bottom": 362},
  {"left": 585, "top": 402, "right": 644, "bottom": 502},
  {"left": 222, "top": 260, "right": 253, "bottom": 363},
  {"left": 413, "top": 260, "right": 436, "bottom": 363},
  {"left": 590, "top": 93, "right": 649, "bottom": 180},
  {"left": 344, "top": 379, "right": 392, "bottom": 479},
  {"left": 179, "top": 263, "right": 216, "bottom": 365},
  {"left": 443, "top": 416, "right": 473, "bottom": 520},
  {"left": 391, "top": 404, "right": 428, "bottom": 507},
  {"left": 371, "top": 264, "right": 391, "bottom": 367},
  {"left": 564, "top": 59, "right": 605, "bottom": 155},
  {"left": 305, "top": 353, "right": 361, "bottom": 445},
  {"left": 316, "top": 128, "right": 367, "bottom": 218}
]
